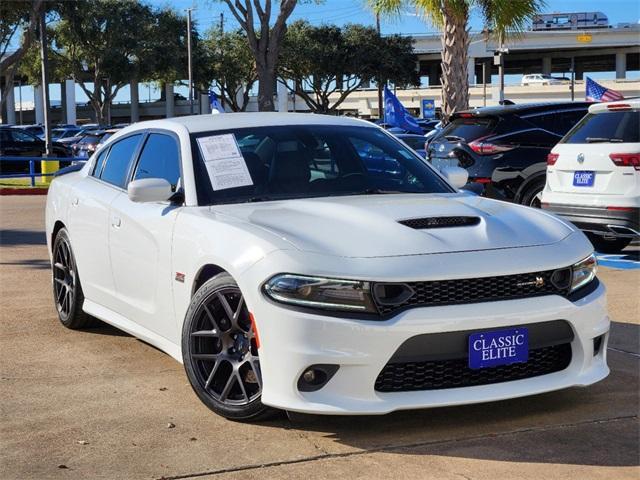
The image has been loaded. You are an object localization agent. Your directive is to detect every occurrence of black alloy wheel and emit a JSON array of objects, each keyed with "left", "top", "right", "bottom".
[
  {"left": 182, "top": 273, "right": 270, "bottom": 420},
  {"left": 52, "top": 228, "right": 93, "bottom": 329}
]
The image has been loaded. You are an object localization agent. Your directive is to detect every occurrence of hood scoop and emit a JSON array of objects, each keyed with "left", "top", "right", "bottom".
[{"left": 399, "top": 216, "right": 481, "bottom": 229}]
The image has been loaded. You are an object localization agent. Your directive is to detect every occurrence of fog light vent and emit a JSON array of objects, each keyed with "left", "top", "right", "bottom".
[{"left": 297, "top": 364, "right": 339, "bottom": 392}]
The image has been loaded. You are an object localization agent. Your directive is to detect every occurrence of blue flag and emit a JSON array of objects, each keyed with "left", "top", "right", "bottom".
[
  {"left": 208, "top": 90, "right": 225, "bottom": 114},
  {"left": 384, "top": 86, "right": 422, "bottom": 134}
]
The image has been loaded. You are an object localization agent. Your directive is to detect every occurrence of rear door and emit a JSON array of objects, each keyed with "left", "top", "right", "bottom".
[{"left": 548, "top": 110, "right": 640, "bottom": 195}]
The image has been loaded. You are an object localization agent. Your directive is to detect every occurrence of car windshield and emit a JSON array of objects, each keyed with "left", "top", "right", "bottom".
[
  {"left": 561, "top": 111, "right": 640, "bottom": 144},
  {"left": 79, "top": 135, "right": 100, "bottom": 144},
  {"left": 190, "top": 124, "right": 453, "bottom": 205}
]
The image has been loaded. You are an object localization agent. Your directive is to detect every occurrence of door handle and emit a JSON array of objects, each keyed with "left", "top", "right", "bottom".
[{"left": 111, "top": 217, "right": 121, "bottom": 228}]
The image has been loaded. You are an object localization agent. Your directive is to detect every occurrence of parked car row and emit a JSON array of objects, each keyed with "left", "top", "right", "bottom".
[{"left": 424, "top": 100, "right": 639, "bottom": 252}]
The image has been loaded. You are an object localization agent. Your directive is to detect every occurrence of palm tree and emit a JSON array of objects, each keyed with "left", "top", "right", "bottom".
[{"left": 370, "top": 0, "right": 545, "bottom": 120}]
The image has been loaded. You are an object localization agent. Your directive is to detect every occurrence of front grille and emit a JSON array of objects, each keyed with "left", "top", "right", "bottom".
[
  {"left": 374, "top": 269, "right": 570, "bottom": 316},
  {"left": 399, "top": 216, "right": 480, "bottom": 229},
  {"left": 375, "top": 343, "right": 572, "bottom": 392}
]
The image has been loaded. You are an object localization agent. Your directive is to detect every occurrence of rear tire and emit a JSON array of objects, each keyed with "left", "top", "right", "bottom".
[
  {"left": 182, "top": 273, "right": 273, "bottom": 421},
  {"left": 586, "top": 233, "right": 632, "bottom": 254},
  {"left": 520, "top": 178, "right": 546, "bottom": 208},
  {"left": 52, "top": 228, "right": 95, "bottom": 329}
]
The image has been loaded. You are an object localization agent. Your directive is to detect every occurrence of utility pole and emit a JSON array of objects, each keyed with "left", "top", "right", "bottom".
[
  {"left": 570, "top": 57, "right": 575, "bottom": 101},
  {"left": 39, "top": 10, "right": 51, "bottom": 156},
  {"left": 219, "top": 11, "right": 225, "bottom": 109},
  {"left": 187, "top": 8, "right": 194, "bottom": 115},
  {"left": 376, "top": 12, "right": 383, "bottom": 121},
  {"left": 482, "top": 62, "right": 487, "bottom": 107}
]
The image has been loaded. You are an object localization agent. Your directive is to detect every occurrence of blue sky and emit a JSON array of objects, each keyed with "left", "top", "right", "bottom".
[{"left": 12, "top": 0, "right": 640, "bottom": 106}]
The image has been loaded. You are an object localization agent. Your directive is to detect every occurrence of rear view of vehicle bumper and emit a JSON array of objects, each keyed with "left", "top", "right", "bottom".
[{"left": 542, "top": 203, "right": 640, "bottom": 238}]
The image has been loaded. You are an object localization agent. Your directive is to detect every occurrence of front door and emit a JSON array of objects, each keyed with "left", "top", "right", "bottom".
[{"left": 108, "top": 132, "right": 183, "bottom": 340}]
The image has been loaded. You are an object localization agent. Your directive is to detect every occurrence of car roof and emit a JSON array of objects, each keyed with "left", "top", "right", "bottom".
[
  {"left": 117, "top": 112, "right": 376, "bottom": 135},
  {"left": 455, "top": 101, "right": 592, "bottom": 118},
  {"left": 588, "top": 99, "right": 640, "bottom": 114}
]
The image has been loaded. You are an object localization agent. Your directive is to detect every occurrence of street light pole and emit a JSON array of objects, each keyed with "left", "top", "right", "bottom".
[
  {"left": 39, "top": 9, "right": 51, "bottom": 156},
  {"left": 376, "top": 12, "right": 383, "bottom": 121},
  {"left": 187, "top": 8, "right": 194, "bottom": 115}
]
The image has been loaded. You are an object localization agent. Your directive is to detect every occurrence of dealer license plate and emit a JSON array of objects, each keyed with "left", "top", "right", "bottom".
[
  {"left": 573, "top": 171, "right": 595, "bottom": 187},
  {"left": 468, "top": 327, "right": 529, "bottom": 369}
]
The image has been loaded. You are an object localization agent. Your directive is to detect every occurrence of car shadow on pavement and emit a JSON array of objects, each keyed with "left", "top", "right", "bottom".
[
  {"left": 0, "top": 229, "right": 47, "bottom": 246},
  {"left": 283, "top": 321, "right": 639, "bottom": 468},
  {"left": 0, "top": 258, "right": 50, "bottom": 269}
]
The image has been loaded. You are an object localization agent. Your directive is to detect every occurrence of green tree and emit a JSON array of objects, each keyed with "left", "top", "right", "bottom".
[
  {"left": 203, "top": 28, "right": 256, "bottom": 112},
  {"left": 279, "top": 21, "right": 418, "bottom": 114},
  {"left": 219, "top": 0, "right": 299, "bottom": 111},
  {"left": 370, "top": 0, "right": 545, "bottom": 120}
]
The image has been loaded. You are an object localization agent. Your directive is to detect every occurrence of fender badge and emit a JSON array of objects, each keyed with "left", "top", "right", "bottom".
[
  {"left": 175, "top": 272, "right": 185, "bottom": 283},
  {"left": 517, "top": 276, "right": 545, "bottom": 288}
]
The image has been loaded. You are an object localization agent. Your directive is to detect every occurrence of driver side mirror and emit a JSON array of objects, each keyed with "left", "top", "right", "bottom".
[
  {"left": 441, "top": 166, "right": 469, "bottom": 189},
  {"left": 128, "top": 178, "right": 173, "bottom": 203}
]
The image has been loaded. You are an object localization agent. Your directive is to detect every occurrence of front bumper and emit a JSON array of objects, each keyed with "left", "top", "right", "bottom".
[
  {"left": 250, "top": 280, "right": 609, "bottom": 415},
  {"left": 542, "top": 203, "right": 640, "bottom": 238}
]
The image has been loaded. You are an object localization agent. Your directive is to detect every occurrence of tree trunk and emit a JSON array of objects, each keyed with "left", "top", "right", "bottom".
[
  {"left": 440, "top": 7, "right": 469, "bottom": 121},
  {"left": 256, "top": 66, "right": 276, "bottom": 111}
]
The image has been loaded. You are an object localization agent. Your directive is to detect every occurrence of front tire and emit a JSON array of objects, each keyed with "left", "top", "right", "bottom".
[
  {"left": 52, "top": 228, "right": 94, "bottom": 329},
  {"left": 182, "top": 273, "right": 270, "bottom": 421},
  {"left": 586, "top": 233, "right": 632, "bottom": 254}
]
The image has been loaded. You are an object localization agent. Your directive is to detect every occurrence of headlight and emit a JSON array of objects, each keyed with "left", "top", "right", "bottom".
[
  {"left": 570, "top": 253, "right": 597, "bottom": 292},
  {"left": 263, "top": 274, "right": 377, "bottom": 313}
]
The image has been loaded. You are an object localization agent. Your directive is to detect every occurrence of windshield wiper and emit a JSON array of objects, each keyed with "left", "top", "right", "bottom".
[
  {"left": 586, "top": 137, "right": 624, "bottom": 143},
  {"left": 354, "top": 188, "right": 413, "bottom": 195}
]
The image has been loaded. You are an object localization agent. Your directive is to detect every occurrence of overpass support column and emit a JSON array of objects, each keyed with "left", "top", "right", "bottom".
[
  {"left": 165, "top": 83, "right": 174, "bottom": 118},
  {"left": 34, "top": 85, "right": 44, "bottom": 124},
  {"left": 130, "top": 79, "right": 139, "bottom": 123},
  {"left": 5, "top": 85, "right": 16, "bottom": 124},
  {"left": 542, "top": 57, "right": 552, "bottom": 75},
  {"left": 429, "top": 63, "right": 440, "bottom": 86},
  {"left": 65, "top": 79, "right": 76, "bottom": 125},
  {"left": 467, "top": 57, "right": 475, "bottom": 86},
  {"left": 615, "top": 52, "right": 627, "bottom": 79}
]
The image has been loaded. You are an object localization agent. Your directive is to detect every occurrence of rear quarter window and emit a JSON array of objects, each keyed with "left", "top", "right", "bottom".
[
  {"left": 439, "top": 117, "right": 496, "bottom": 142},
  {"left": 561, "top": 111, "right": 640, "bottom": 144}
]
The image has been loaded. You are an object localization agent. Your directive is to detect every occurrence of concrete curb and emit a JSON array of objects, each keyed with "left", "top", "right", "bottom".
[{"left": 0, "top": 188, "right": 49, "bottom": 196}]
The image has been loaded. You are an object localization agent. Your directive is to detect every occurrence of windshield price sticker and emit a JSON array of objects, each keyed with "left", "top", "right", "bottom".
[{"left": 196, "top": 134, "right": 254, "bottom": 191}]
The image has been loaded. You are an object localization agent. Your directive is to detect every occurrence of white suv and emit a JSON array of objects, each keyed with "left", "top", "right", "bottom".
[
  {"left": 541, "top": 100, "right": 640, "bottom": 253},
  {"left": 521, "top": 74, "right": 567, "bottom": 86}
]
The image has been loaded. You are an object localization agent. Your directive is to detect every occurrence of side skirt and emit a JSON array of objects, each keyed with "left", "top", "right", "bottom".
[{"left": 82, "top": 299, "right": 183, "bottom": 363}]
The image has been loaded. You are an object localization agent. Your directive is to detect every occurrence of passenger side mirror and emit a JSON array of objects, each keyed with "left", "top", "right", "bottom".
[
  {"left": 128, "top": 178, "right": 173, "bottom": 203},
  {"left": 441, "top": 166, "right": 469, "bottom": 189}
]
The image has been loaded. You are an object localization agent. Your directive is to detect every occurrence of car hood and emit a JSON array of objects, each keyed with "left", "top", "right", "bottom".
[{"left": 210, "top": 193, "right": 573, "bottom": 258}]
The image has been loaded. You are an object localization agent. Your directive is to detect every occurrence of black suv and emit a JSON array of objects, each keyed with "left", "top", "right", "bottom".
[
  {"left": 0, "top": 126, "right": 72, "bottom": 173},
  {"left": 427, "top": 102, "right": 591, "bottom": 206}
]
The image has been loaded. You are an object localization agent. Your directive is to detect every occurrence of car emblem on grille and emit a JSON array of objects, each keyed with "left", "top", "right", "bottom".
[
  {"left": 517, "top": 276, "right": 545, "bottom": 288},
  {"left": 577, "top": 153, "right": 585, "bottom": 163}
]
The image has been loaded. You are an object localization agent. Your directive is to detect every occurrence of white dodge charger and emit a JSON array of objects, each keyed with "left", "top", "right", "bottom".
[{"left": 45, "top": 113, "right": 609, "bottom": 420}]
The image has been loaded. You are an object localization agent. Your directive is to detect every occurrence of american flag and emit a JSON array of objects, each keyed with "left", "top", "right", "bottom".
[{"left": 585, "top": 77, "right": 624, "bottom": 102}]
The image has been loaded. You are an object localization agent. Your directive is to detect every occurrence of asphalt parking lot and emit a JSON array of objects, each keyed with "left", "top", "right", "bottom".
[{"left": 1, "top": 195, "right": 638, "bottom": 480}]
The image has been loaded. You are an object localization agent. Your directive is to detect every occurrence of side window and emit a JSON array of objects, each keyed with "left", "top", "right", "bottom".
[
  {"left": 11, "top": 130, "right": 37, "bottom": 143},
  {"left": 555, "top": 110, "right": 587, "bottom": 135},
  {"left": 132, "top": 133, "right": 181, "bottom": 190},
  {"left": 92, "top": 148, "right": 109, "bottom": 177},
  {"left": 100, "top": 134, "right": 143, "bottom": 188}
]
